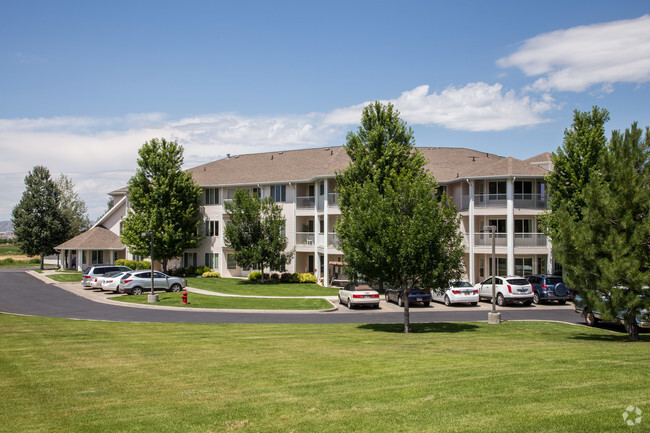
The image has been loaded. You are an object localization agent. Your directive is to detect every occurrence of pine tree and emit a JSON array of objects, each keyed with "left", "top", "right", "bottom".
[{"left": 11, "top": 166, "right": 69, "bottom": 269}]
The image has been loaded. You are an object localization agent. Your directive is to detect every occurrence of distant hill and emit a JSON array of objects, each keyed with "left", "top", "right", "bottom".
[{"left": 0, "top": 221, "right": 14, "bottom": 238}]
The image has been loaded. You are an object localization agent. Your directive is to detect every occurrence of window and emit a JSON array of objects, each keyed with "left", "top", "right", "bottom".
[
  {"left": 204, "top": 188, "right": 219, "bottom": 205},
  {"left": 488, "top": 181, "right": 506, "bottom": 200},
  {"left": 536, "top": 255, "right": 547, "bottom": 274},
  {"left": 205, "top": 220, "right": 219, "bottom": 237},
  {"left": 308, "top": 184, "right": 315, "bottom": 197},
  {"left": 488, "top": 219, "right": 506, "bottom": 233},
  {"left": 205, "top": 253, "right": 219, "bottom": 270},
  {"left": 489, "top": 258, "right": 507, "bottom": 276},
  {"left": 183, "top": 252, "right": 197, "bottom": 267},
  {"left": 319, "top": 183, "right": 325, "bottom": 196},
  {"left": 270, "top": 185, "right": 286, "bottom": 202},
  {"left": 92, "top": 250, "right": 103, "bottom": 265},
  {"left": 537, "top": 182, "right": 547, "bottom": 199},
  {"left": 515, "top": 181, "right": 532, "bottom": 200},
  {"left": 252, "top": 187, "right": 262, "bottom": 198},
  {"left": 514, "top": 219, "right": 534, "bottom": 233},
  {"left": 226, "top": 188, "right": 237, "bottom": 200},
  {"left": 227, "top": 254, "right": 237, "bottom": 270},
  {"left": 515, "top": 258, "right": 533, "bottom": 276}
]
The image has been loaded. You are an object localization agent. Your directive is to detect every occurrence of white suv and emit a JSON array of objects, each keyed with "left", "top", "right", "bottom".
[{"left": 476, "top": 276, "right": 534, "bottom": 306}]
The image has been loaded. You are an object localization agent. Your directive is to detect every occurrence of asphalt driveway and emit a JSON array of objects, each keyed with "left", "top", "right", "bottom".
[{"left": 0, "top": 269, "right": 582, "bottom": 325}]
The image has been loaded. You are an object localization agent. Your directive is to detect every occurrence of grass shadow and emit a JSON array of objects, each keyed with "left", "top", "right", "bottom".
[{"left": 357, "top": 322, "right": 480, "bottom": 334}]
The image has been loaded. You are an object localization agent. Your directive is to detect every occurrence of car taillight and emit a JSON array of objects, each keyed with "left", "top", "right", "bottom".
[
  {"left": 542, "top": 284, "right": 547, "bottom": 289},
  {"left": 370, "top": 294, "right": 379, "bottom": 298},
  {"left": 83, "top": 276, "right": 90, "bottom": 279},
  {"left": 353, "top": 294, "right": 365, "bottom": 298},
  {"left": 452, "top": 290, "right": 461, "bottom": 294},
  {"left": 507, "top": 285, "right": 512, "bottom": 293},
  {"left": 105, "top": 280, "right": 112, "bottom": 283},
  {"left": 123, "top": 279, "right": 132, "bottom": 283},
  {"left": 473, "top": 290, "right": 478, "bottom": 294}
]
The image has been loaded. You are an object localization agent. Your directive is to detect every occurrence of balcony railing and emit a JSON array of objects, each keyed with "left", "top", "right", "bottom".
[
  {"left": 327, "top": 232, "right": 339, "bottom": 247},
  {"left": 296, "top": 196, "right": 315, "bottom": 209},
  {"left": 296, "top": 232, "right": 315, "bottom": 245},
  {"left": 460, "top": 194, "right": 548, "bottom": 211},
  {"left": 328, "top": 193, "right": 339, "bottom": 206},
  {"left": 467, "top": 232, "right": 547, "bottom": 248}
]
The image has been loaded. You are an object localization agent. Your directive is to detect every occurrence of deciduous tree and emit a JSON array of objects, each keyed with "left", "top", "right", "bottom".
[
  {"left": 56, "top": 174, "right": 91, "bottom": 238},
  {"left": 224, "top": 189, "right": 293, "bottom": 283},
  {"left": 336, "top": 102, "right": 464, "bottom": 333},
  {"left": 120, "top": 138, "right": 202, "bottom": 272}
]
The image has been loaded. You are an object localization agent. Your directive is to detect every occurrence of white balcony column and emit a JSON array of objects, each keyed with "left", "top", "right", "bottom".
[
  {"left": 76, "top": 249, "right": 82, "bottom": 271},
  {"left": 507, "top": 177, "right": 515, "bottom": 276},
  {"left": 313, "top": 180, "right": 320, "bottom": 279},
  {"left": 468, "top": 180, "right": 475, "bottom": 283},
  {"left": 323, "top": 180, "right": 329, "bottom": 286}
]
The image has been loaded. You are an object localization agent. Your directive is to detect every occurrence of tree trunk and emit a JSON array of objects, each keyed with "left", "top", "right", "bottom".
[
  {"left": 40, "top": 253, "right": 45, "bottom": 270},
  {"left": 260, "top": 264, "right": 265, "bottom": 284},
  {"left": 162, "top": 259, "right": 168, "bottom": 274},
  {"left": 403, "top": 290, "right": 410, "bottom": 333},
  {"left": 625, "top": 318, "right": 640, "bottom": 342}
]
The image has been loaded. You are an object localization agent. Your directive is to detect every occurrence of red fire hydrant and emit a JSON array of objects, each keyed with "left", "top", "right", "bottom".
[{"left": 182, "top": 291, "right": 188, "bottom": 305}]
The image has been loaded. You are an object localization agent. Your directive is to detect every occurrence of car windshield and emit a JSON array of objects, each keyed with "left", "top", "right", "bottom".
[
  {"left": 451, "top": 281, "right": 473, "bottom": 288},
  {"left": 507, "top": 278, "right": 529, "bottom": 286},
  {"left": 355, "top": 285, "right": 372, "bottom": 291}
]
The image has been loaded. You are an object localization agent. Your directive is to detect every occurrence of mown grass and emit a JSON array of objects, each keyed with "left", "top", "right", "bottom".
[
  {"left": 111, "top": 291, "right": 334, "bottom": 310},
  {"left": 0, "top": 314, "right": 648, "bottom": 433},
  {"left": 0, "top": 244, "right": 23, "bottom": 256},
  {"left": 46, "top": 272, "right": 83, "bottom": 283},
  {"left": 0, "top": 258, "right": 41, "bottom": 268},
  {"left": 188, "top": 276, "right": 340, "bottom": 296}
]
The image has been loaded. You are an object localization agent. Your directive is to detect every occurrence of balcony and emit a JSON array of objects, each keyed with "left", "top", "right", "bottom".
[
  {"left": 327, "top": 232, "right": 339, "bottom": 248},
  {"left": 466, "top": 232, "right": 547, "bottom": 248},
  {"left": 459, "top": 194, "right": 548, "bottom": 211},
  {"left": 296, "top": 232, "right": 340, "bottom": 248},
  {"left": 296, "top": 232, "right": 315, "bottom": 245},
  {"left": 297, "top": 196, "right": 315, "bottom": 209}
]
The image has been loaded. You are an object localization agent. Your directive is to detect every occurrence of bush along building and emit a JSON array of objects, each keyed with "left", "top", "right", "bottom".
[{"left": 57, "top": 146, "right": 556, "bottom": 284}]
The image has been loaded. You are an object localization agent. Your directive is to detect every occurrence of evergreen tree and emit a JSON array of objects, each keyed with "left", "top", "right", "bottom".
[
  {"left": 336, "top": 102, "right": 464, "bottom": 333},
  {"left": 56, "top": 174, "right": 91, "bottom": 238},
  {"left": 11, "top": 166, "right": 69, "bottom": 269},
  {"left": 120, "top": 138, "right": 202, "bottom": 272},
  {"left": 542, "top": 106, "right": 610, "bottom": 243},
  {"left": 224, "top": 189, "right": 293, "bottom": 283},
  {"left": 557, "top": 123, "right": 650, "bottom": 341}
]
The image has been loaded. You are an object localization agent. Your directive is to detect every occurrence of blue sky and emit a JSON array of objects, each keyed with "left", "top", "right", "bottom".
[{"left": 1, "top": 0, "right": 649, "bottom": 221}]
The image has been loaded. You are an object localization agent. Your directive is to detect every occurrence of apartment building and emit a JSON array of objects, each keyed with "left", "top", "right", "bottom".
[{"left": 57, "top": 146, "right": 554, "bottom": 285}]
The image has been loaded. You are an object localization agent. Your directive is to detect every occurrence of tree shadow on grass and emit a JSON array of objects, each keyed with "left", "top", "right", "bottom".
[
  {"left": 357, "top": 322, "right": 480, "bottom": 334},
  {"left": 569, "top": 325, "right": 650, "bottom": 342}
]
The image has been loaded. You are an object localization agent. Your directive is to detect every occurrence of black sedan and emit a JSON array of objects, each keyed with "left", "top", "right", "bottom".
[{"left": 385, "top": 287, "right": 432, "bottom": 307}]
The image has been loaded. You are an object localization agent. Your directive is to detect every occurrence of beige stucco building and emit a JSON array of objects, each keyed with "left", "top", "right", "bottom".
[{"left": 57, "top": 146, "right": 555, "bottom": 284}]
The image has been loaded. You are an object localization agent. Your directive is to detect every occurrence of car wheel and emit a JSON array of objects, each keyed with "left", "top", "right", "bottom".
[
  {"left": 374, "top": 303, "right": 380, "bottom": 309},
  {"left": 423, "top": 301, "right": 430, "bottom": 307},
  {"left": 398, "top": 296, "right": 403, "bottom": 307},
  {"left": 444, "top": 295, "right": 451, "bottom": 306},
  {"left": 469, "top": 302, "right": 477, "bottom": 306},
  {"left": 557, "top": 300, "right": 566, "bottom": 305},
  {"left": 533, "top": 292, "right": 540, "bottom": 304},
  {"left": 348, "top": 299, "right": 354, "bottom": 309},
  {"left": 496, "top": 293, "right": 506, "bottom": 306},
  {"left": 170, "top": 284, "right": 182, "bottom": 292},
  {"left": 584, "top": 311, "right": 598, "bottom": 327},
  {"left": 131, "top": 287, "right": 143, "bottom": 296},
  {"left": 338, "top": 295, "right": 343, "bottom": 306},
  {"left": 522, "top": 300, "right": 532, "bottom": 306}
]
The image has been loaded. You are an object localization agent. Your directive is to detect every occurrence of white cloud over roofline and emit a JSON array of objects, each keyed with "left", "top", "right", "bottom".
[{"left": 497, "top": 14, "right": 650, "bottom": 92}]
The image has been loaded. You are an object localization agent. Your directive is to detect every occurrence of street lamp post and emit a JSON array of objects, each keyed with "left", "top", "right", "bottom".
[
  {"left": 483, "top": 225, "right": 501, "bottom": 324},
  {"left": 141, "top": 232, "right": 158, "bottom": 303}
]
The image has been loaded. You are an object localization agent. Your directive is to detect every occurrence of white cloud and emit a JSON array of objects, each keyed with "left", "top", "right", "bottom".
[
  {"left": 322, "top": 84, "right": 555, "bottom": 131},
  {"left": 497, "top": 15, "right": 650, "bottom": 92}
]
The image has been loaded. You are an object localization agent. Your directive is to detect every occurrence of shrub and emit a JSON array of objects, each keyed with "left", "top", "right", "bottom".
[
  {"left": 202, "top": 271, "right": 221, "bottom": 278},
  {"left": 270, "top": 273, "right": 280, "bottom": 281},
  {"left": 1, "top": 258, "right": 15, "bottom": 264},
  {"left": 248, "top": 271, "right": 262, "bottom": 282},
  {"left": 29, "top": 258, "right": 40, "bottom": 264},
  {"left": 136, "top": 261, "right": 151, "bottom": 270},
  {"left": 280, "top": 272, "right": 300, "bottom": 283},
  {"left": 298, "top": 273, "right": 317, "bottom": 283},
  {"left": 115, "top": 259, "right": 137, "bottom": 269}
]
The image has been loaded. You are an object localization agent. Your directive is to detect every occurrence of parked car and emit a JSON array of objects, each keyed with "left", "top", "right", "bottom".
[
  {"left": 338, "top": 283, "right": 380, "bottom": 309},
  {"left": 432, "top": 281, "right": 478, "bottom": 306},
  {"left": 385, "top": 286, "right": 432, "bottom": 307},
  {"left": 100, "top": 272, "right": 131, "bottom": 293},
  {"left": 476, "top": 276, "right": 534, "bottom": 306},
  {"left": 81, "top": 265, "right": 133, "bottom": 287},
  {"left": 90, "top": 270, "right": 125, "bottom": 289},
  {"left": 573, "top": 291, "right": 650, "bottom": 329},
  {"left": 525, "top": 274, "right": 571, "bottom": 304},
  {"left": 118, "top": 271, "right": 187, "bottom": 295}
]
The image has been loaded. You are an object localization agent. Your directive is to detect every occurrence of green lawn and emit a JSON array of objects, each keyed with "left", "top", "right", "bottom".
[
  {"left": 0, "top": 314, "right": 648, "bottom": 433},
  {"left": 0, "top": 258, "right": 41, "bottom": 268},
  {"left": 46, "top": 272, "right": 83, "bottom": 283},
  {"left": 0, "top": 244, "right": 23, "bottom": 256},
  {"left": 188, "top": 276, "right": 340, "bottom": 297},
  {"left": 111, "top": 291, "right": 334, "bottom": 310}
]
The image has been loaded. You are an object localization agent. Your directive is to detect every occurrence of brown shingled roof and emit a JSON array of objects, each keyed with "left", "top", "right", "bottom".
[
  {"left": 525, "top": 152, "right": 553, "bottom": 163},
  {"left": 56, "top": 226, "right": 125, "bottom": 250},
  {"left": 463, "top": 157, "right": 549, "bottom": 178}
]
